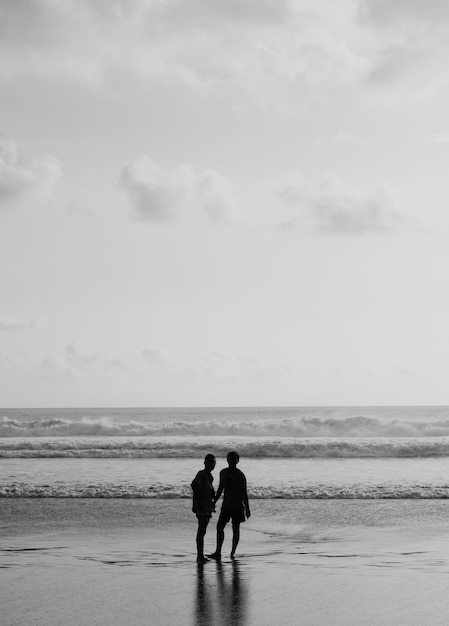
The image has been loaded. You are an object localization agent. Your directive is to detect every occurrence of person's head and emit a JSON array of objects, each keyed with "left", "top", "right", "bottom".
[
  {"left": 227, "top": 450, "right": 240, "bottom": 468},
  {"left": 204, "top": 454, "right": 216, "bottom": 471}
]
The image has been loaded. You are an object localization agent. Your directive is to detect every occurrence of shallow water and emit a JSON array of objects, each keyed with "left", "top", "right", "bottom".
[{"left": 3, "top": 456, "right": 449, "bottom": 498}]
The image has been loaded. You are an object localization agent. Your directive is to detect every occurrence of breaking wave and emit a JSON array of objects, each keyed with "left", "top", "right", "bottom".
[
  {"left": 3, "top": 436, "right": 449, "bottom": 458},
  {"left": 2, "top": 482, "right": 449, "bottom": 499},
  {"left": 4, "top": 414, "right": 449, "bottom": 438}
]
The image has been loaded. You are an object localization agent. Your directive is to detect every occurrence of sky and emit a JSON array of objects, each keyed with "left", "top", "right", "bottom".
[{"left": 2, "top": 0, "right": 449, "bottom": 407}]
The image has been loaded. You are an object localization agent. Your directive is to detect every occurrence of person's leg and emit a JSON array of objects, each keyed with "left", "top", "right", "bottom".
[
  {"left": 209, "top": 512, "right": 227, "bottom": 559},
  {"left": 196, "top": 515, "right": 210, "bottom": 561},
  {"left": 230, "top": 521, "right": 240, "bottom": 558}
]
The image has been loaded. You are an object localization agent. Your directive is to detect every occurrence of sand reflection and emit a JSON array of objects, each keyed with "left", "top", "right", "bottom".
[{"left": 195, "top": 560, "right": 248, "bottom": 626}]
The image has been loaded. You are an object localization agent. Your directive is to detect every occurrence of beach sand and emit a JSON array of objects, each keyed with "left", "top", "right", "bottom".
[{"left": 3, "top": 499, "right": 449, "bottom": 625}]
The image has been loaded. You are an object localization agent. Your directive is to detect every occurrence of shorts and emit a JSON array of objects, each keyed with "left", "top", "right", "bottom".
[
  {"left": 218, "top": 507, "right": 245, "bottom": 526},
  {"left": 195, "top": 512, "right": 212, "bottom": 521}
]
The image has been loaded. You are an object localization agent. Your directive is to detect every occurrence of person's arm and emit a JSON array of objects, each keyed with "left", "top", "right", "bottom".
[
  {"left": 242, "top": 474, "right": 251, "bottom": 518},
  {"left": 214, "top": 471, "right": 224, "bottom": 504}
]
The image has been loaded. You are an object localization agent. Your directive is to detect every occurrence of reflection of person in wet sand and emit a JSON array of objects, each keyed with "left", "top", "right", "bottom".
[
  {"left": 209, "top": 451, "right": 250, "bottom": 560},
  {"left": 217, "top": 559, "right": 248, "bottom": 625},
  {"left": 194, "top": 565, "right": 212, "bottom": 626},
  {"left": 191, "top": 454, "right": 216, "bottom": 563},
  {"left": 195, "top": 559, "right": 248, "bottom": 626}
]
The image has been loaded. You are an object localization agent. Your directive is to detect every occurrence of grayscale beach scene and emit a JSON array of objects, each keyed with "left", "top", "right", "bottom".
[{"left": 2, "top": 1, "right": 449, "bottom": 625}]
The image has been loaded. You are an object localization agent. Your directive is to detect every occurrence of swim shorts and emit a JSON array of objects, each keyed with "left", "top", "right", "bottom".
[{"left": 218, "top": 507, "right": 245, "bottom": 525}]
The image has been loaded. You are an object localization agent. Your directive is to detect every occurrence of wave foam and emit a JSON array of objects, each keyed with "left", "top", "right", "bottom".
[
  {"left": 2, "top": 436, "right": 449, "bottom": 458},
  {"left": 4, "top": 415, "right": 449, "bottom": 438},
  {"left": 2, "top": 482, "right": 449, "bottom": 499}
]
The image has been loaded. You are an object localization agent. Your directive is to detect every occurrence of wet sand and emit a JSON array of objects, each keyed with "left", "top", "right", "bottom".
[{"left": 3, "top": 499, "right": 449, "bottom": 625}]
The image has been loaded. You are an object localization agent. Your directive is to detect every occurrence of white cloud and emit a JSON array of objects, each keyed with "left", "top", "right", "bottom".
[
  {"left": 117, "top": 157, "right": 194, "bottom": 221},
  {"left": 0, "top": 315, "right": 36, "bottom": 330},
  {"left": 359, "top": 0, "right": 449, "bottom": 26},
  {"left": 0, "top": 0, "right": 370, "bottom": 107},
  {"left": 275, "top": 172, "right": 401, "bottom": 234},
  {"left": 35, "top": 343, "right": 189, "bottom": 383},
  {"left": 0, "top": 135, "right": 61, "bottom": 209},
  {"left": 331, "top": 131, "right": 357, "bottom": 145},
  {"left": 200, "top": 350, "right": 295, "bottom": 384},
  {"left": 197, "top": 170, "right": 237, "bottom": 222},
  {"left": 358, "top": 0, "right": 449, "bottom": 96},
  {"left": 173, "top": 0, "right": 288, "bottom": 22},
  {"left": 40, "top": 354, "right": 77, "bottom": 384},
  {"left": 1, "top": 343, "right": 294, "bottom": 393},
  {"left": 118, "top": 156, "right": 237, "bottom": 222},
  {"left": 427, "top": 133, "right": 449, "bottom": 144},
  {"left": 64, "top": 342, "right": 101, "bottom": 368},
  {"left": 35, "top": 344, "right": 127, "bottom": 384},
  {"left": 4, "top": 0, "right": 449, "bottom": 107}
]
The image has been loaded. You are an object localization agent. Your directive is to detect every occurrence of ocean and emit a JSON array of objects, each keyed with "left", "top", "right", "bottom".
[
  {"left": 3, "top": 405, "right": 449, "bottom": 499},
  {"left": 5, "top": 406, "right": 449, "bottom": 625}
]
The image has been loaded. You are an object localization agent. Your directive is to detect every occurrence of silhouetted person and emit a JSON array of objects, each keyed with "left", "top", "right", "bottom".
[
  {"left": 191, "top": 454, "right": 216, "bottom": 563},
  {"left": 209, "top": 451, "right": 250, "bottom": 560}
]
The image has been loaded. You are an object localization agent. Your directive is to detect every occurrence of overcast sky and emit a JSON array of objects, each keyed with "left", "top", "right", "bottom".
[{"left": 2, "top": 0, "right": 449, "bottom": 407}]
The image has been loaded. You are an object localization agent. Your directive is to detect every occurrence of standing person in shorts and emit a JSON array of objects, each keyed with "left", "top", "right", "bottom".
[
  {"left": 209, "top": 451, "right": 251, "bottom": 560},
  {"left": 191, "top": 453, "right": 216, "bottom": 563}
]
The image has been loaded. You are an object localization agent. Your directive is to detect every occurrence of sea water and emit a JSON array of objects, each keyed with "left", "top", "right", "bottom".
[
  {"left": 5, "top": 407, "right": 449, "bottom": 626},
  {"left": 2, "top": 406, "right": 449, "bottom": 499}
]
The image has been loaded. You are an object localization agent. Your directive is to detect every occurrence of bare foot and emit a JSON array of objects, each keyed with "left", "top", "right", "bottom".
[
  {"left": 208, "top": 552, "right": 222, "bottom": 561},
  {"left": 197, "top": 556, "right": 210, "bottom": 564}
]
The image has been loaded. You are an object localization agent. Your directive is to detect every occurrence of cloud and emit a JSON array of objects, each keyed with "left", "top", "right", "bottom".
[
  {"left": 35, "top": 343, "right": 192, "bottom": 383},
  {"left": 0, "top": 315, "right": 36, "bottom": 330},
  {"left": 64, "top": 342, "right": 101, "bottom": 368},
  {"left": 40, "top": 354, "right": 77, "bottom": 384},
  {"left": 118, "top": 156, "right": 237, "bottom": 222},
  {"left": 330, "top": 131, "right": 357, "bottom": 145},
  {"left": 275, "top": 172, "right": 401, "bottom": 234},
  {"left": 358, "top": 0, "right": 449, "bottom": 95},
  {"left": 196, "top": 170, "right": 237, "bottom": 222},
  {"left": 34, "top": 344, "right": 127, "bottom": 384},
  {"left": 5, "top": 0, "right": 449, "bottom": 107},
  {"left": 0, "top": 135, "right": 61, "bottom": 209},
  {"left": 0, "top": 0, "right": 370, "bottom": 107},
  {"left": 2, "top": 343, "right": 294, "bottom": 392},
  {"left": 359, "top": 0, "right": 449, "bottom": 25},
  {"left": 427, "top": 133, "right": 449, "bottom": 144},
  {"left": 161, "top": 0, "right": 289, "bottom": 24},
  {"left": 200, "top": 350, "right": 295, "bottom": 384},
  {"left": 117, "top": 157, "right": 194, "bottom": 221}
]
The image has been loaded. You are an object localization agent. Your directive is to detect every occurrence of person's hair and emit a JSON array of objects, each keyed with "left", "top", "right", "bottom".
[
  {"left": 205, "top": 454, "right": 216, "bottom": 463},
  {"left": 227, "top": 450, "right": 240, "bottom": 464}
]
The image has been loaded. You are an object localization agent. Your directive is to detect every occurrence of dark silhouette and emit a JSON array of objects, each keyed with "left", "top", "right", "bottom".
[
  {"left": 216, "top": 559, "right": 248, "bottom": 625},
  {"left": 209, "top": 451, "right": 250, "bottom": 560},
  {"left": 191, "top": 454, "right": 216, "bottom": 563},
  {"left": 194, "top": 558, "right": 248, "bottom": 626},
  {"left": 194, "top": 564, "right": 213, "bottom": 626}
]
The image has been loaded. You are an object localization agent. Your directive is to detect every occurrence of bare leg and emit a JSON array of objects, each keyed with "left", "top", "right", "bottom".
[
  {"left": 196, "top": 516, "right": 210, "bottom": 562},
  {"left": 230, "top": 522, "right": 240, "bottom": 558},
  {"left": 209, "top": 518, "right": 225, "bottom": 560}
]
